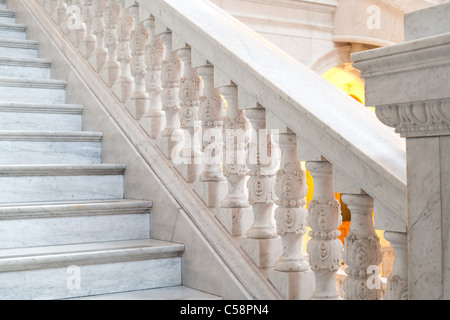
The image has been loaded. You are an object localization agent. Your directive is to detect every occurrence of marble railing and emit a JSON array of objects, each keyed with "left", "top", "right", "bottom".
[{"left": 36, "top": 0, "right": 408, "bottom": 300}]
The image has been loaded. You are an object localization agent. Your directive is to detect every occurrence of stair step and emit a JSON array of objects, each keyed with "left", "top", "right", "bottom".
[
  {"left": 0, "top": 21, "right": 26, "bottom": 40},
  {"left": 0, "top": 102, "right": 83, "bottom": 131},
  {"left": 0, "top": 131, "right": 103, "bottom": 165},
  {"left": 0, "top": 77, "right": 66, "bottom": 104},
  {"left": 0, "top": 164, "right": 125, "bottom": 204},
  {"left": 0, "top": 199, "right": 152, "bottom": 249},
  {"left": 0, "top": 239, "right": 183, "bottom": 300},
  {"left": 0, "top": 9, "right": 15, "bottom": 23},
  {"left": 0, "top": 56, "right": 51, "bottom": 79},
  {"left": 72, "top": 285, "right": 222, "bottom": 300},
  {"left": 0, "top": 38, "right": 38, "bottom": 58}
]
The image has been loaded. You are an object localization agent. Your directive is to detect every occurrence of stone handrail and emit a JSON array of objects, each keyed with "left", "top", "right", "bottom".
[{"left": 34, "top": 0, "right": 408, "bottom": 300}]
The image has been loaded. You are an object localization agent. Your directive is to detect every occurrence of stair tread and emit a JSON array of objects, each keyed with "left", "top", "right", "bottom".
[
  {"left": 72, "top": 286, "right": 222, "bottom": 300},
  {"left": 0, "top": 21, "right": 26, "bottom": 30},
  {"left": 0, "top": 130, "right": 103, "bottom": 141},
  {"left": 0, "top": 56, "right": 51, "bottom": 66},
  {"left": 0, "top": 239, "right": 184, "bottom": 272},
  {"left": 0, "top": 76, "right": 66, "bottom": 87},
  {"left": 0, "top": 102, "right": 83, "bottom": 114},
  {"left": 0, "top": 37, "right": 38, "bottom": 46},
  {"left": 0, "top": 163, "right": 126, "bottom": 176},
  {"left": 0, "top": 198, "right": 153, "bottom": 220}
]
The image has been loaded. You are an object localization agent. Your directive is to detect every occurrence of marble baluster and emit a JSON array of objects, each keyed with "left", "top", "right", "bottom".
[
  {"left": 342, "top": 194, "right": 382, "bottom": 300},
  {"left": 306, "top": 161, "right": 343, "bottom": 300},
  {"left": 155, "top": 30, "right": 184, "bottom": 160},
  {"left": 192, "top": 64, "right": 228, "bottom": 208},
  {"left": 176, "top": 46, "right": 203, "bottom": 182},
  {"left": 100, "top": 0, "right": 121, "bottom": 87},
  {"left": 140, "top": 16, "right": 165, "bottom": 139},
  {"left": 55, "top": 0, "right": 67, "bottom": 25},
  {"left": 241, "top": 107, "right": 281, "bottom": 268},
  {"left": 113, "top": 1, "right": 135, "bottom": 103},
  {"left": 125, "top": 5, "right": 149, "bottom": 120},
  {"left": 88, "top": 0, "right": 108, "bottom": 72},
  {"left": 80, "top": 0, "right": 96, "bottom": 59},
  {"left": 384, "top": 231, "right": 408, "bottom": 300},
  {"left": 68, "top": 0, "right": 86, "bottom": 48},
  {"left": 216, "top": 85, "right": 252, "bottom": 235}
]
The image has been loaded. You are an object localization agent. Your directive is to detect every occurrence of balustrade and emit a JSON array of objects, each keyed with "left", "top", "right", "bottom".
[{"left": 38, "top": 0, "right": 406, "bottom": 300}]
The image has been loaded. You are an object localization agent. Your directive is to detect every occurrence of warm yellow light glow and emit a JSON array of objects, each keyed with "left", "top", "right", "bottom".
[{"left": 322, "top": 64, "right": 366, "bottom": 106}]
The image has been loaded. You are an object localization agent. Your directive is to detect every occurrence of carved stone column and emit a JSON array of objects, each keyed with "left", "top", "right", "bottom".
[
  {"left": 140, "top": 17, "right": 165, "bottom": 139},
  {"left": 68, "top": 0, "right": 86, "bottom": 48},
  {"left": 100, "top": 0, "right": 121, "bottom": 87},
  {"left": 156, "top": 31, "right": 184, "bottom": 160},
  {"left": 306, "top": 161, "right": 343, "bottom": 300},
  {"left": 216, "top": 85, "right": 253, "bottom": 236},
  {"left": 113, "top": 1, "right": 135, "bottom": 103},
  {"left": 175, "top": 47, "right": 203, "bottom": 182},
  {"left": 88, "top": 0, "right": 108, "bottom": 72},
  {"left": 80, "top": 0, "right": 96, "bottom": 59},
  {"left": 342, "top": 194, "right": 382, "bottom": 300},
  {"left": 384, "top": 231, "right": 408, "bottom": 300},
  {"left": 268, "top": 133, "right": 315, "bottom": 299},
  {"left": 241, "top": 107, "right": 281, "bottom": 268},
  {"left": 192, "top": 64, "right": 227, "bottom": 208},
  {"left": 125, "top": 8, "right": 149, "bottom": 120}
]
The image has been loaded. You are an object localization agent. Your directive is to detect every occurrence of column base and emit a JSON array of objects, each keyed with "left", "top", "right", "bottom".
[
  {"left": 268, "top": 269, "right": 315, "bottom": 300},
  {"left": 125, "top": 97, "right": 148, "bottom": 120},
  {"left": 100, "top": 63, "right": 120, "bottom": 88},
  {"left": 139, "top": 112, "right": 165, "bottom": 139},
  {"left": 215, "top": 207, "right": 253, "bottom": 236},
  {"left": 241, "top": 237, "right": 282, "bottom": 268},
  {"left": 113, "top": 79, "right": 134, "bottom": 103},
  {"left": 176, "top": 161, "right": 203, "bottom": 183},
  {"left": 156, "top": 134, "right": 182, "bottom": 160},
  {"left": 88, "top": 51, "right": 107, "bottom": 73},
  {"left": 193, "top": 180, "right": 228, "bottom": 208}
]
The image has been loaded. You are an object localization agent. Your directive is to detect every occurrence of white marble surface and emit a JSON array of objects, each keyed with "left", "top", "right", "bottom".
[
  {"left": 0, "top": 22, "right": 27, "bottom": 39},
  {"left": 0, "top": 78, "right": 66, "bottom": 104},
  {"left": 405, "top": 2, "right": 450, "bottom": 41},
  {"left": 0, "top": 166, "right": 124, "bottom": 204},
  {"left": 0, "top": 132, "right": 102, "bottom": 164},
  {"left": 0, "top": 39, "right": 38, "bottom": 58},
  {"left": 0, "top": 110, "right": 82, "bottom": 131},
  {"left": 0, "top": 57, "right": 51, "bottom": 79},
  {"left": 0, "top": 257, "right": 181, "bottom": 300},
  {"left": 0, "top": 213, "right": 150, "bottom": 249},
  {"left": 0, "top": 9, "right": 16, "bottom": 24}
]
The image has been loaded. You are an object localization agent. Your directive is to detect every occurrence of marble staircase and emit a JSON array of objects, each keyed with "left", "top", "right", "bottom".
[{"left": 0, "top": 0, "right": 218, "bottom": 300}]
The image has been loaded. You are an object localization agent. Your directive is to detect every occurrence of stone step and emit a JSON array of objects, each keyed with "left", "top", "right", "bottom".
[
  {"left": 0, "top": 239, "right": 183, "bottom": 300},
  {"left": 0, "top": 56, "right": 51, "bottom": 79},
  {"left": 0, "top": 77, "right": 66, "bottom": 104},
  {"left": 0, "top": 9, "right": 15, "bottom": 24},
  {"left": 0, "top": 38, "right": 38, "bottom": 58},
  {"left": 0, "top": 131, "right": 103, "bottom": 165},
  {"left": 0, "top": 102, "right": 83, "bottom": 131},
  {"left": 72, "top": 285, "right": 222, "bottom": 300},
  {"left": 0, "top": 199, "right": 152, "bottom": 249},
  {"left": 0, "top": 164, "right": 125, "bottom": 204},
  {"left": 0, "top": 21, "right": 26, "bottom": 40}
]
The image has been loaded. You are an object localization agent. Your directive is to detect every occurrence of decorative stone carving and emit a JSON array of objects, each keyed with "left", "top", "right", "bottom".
[
  {"left": 274, "top": 133, "right": 309, "bottom": 272},
  {"left": 140, "top": 18, "right": 165, "bottom": 139},
  {"left": 100, "top": 0, "right": 121, "bottom": 87},
  {"left": 80, "top": 0, "right": 96, "bottom": 59},
  {"left": 88, "top": 0, "right": 108, "bottom": 72},
  {"left": 342, "top": 194, "right": 382, "bottom": 300},
  {"left": 384, "top": 231, "right": 408, "bottom": 300},
  {"left": 375, "top": 99, "right": 450, "bottom": 137},
  {"left": 126, "top": 12, "right": 150, "bottom": 119},
  {"left": 113, "top": 2, "right": 135, "bottom": 103},
  {"left": 306, "top": 161, "right": 343, "bottom": 300}
]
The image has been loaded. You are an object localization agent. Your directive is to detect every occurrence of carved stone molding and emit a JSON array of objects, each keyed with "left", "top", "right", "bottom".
[{"left": 375, "top": 99, "right": 450, "bottom": 137}]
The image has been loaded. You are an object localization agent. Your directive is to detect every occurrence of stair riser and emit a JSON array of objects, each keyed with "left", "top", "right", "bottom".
[
  {"left": 0, "top": 112, "right": 82, "bottom": 131},
  {"left": 0, "top": 175, "right": 124, "bottom": 204},
  {"left": 0, "top": 15, "right": 15, "bottom": 24},
  {"left": 0, "top": 65, "right": 50, "bottom": 79},
  {"left": 0, "top": 86, "right": 65, "bottom": 104},
  {"left": 0, "top": 46, "right": 37, "bottom": 58},
  {"left": 0, "top": 214, "right": 150, "bottom": 249},
  {"left": 0, "top": 29, "right": 26, "bottom": 40},
  {"left": 0, "top": 140, "right": 102, "bottom": 165},
  {"left": 0, "top": 257, "right": 181, "bottom": 300}
]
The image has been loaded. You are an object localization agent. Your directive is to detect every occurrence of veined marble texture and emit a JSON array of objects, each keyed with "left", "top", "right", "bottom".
[
  {"left": 0, "top": 64, "right": 50, "bottom": 79},
  {"left": 0, "top": 41, "right": 38, "bottom": 58},
  {"left": 0, "top": 138, "right": 102, "bottom": 164},
  {"left": 0, "top": 174, "right": 124, "bottom": 204},
  {"left": 0, "top": 14, "right": 15, "bottom": 24},
  {"left": 0, "top": 111, "right": 82, "bottom": 131},
  {"left": 0, "top": 213, "right": 150, "bottom": 249},
  {"left": 0, "top": 257, "right": 181, "bottom": 300},
  {"left": 0, "top": 86, "right": 66, "bottom": 104}
]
